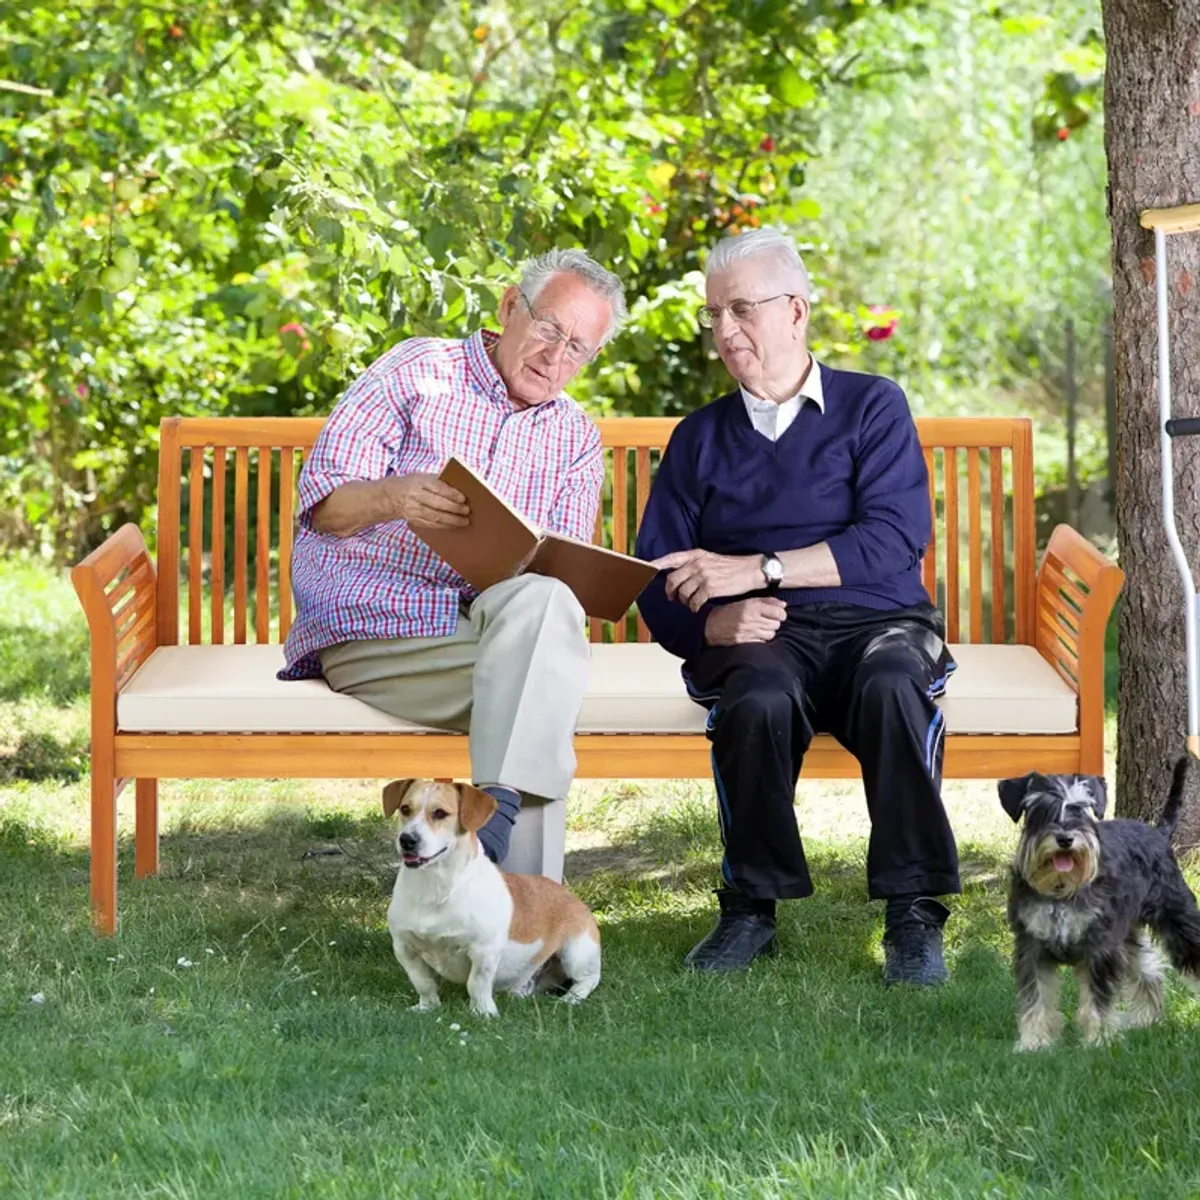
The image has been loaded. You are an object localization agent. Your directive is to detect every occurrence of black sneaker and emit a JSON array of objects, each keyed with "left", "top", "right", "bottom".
[
  {"left": 882, "top": 897, "right": 950, "bottom": 986},
  {"left": 684, "top": 890, "right": 777, "bottom": 972}
]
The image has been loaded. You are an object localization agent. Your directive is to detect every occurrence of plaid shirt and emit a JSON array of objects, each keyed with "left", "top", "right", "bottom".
[{"left": 279, "top": 329, "right": 604, "bottom": 679}]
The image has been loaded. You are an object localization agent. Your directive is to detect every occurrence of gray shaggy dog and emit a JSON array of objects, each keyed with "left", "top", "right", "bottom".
[{"left": 999, "top": 757, "right": 1200, "bottom": 1050}]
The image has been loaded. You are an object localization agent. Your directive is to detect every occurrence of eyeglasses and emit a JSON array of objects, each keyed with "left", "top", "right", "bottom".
[
  {"left": 518, "top": 291, "right": 596, "bottom": 365},
  {"left": 697, "top": 293, "right": 797, "bottom": 329}
]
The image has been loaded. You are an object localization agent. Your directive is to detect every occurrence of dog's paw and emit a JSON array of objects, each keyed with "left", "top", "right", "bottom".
[
  {"left": 1121, "top": 1004, "right": 1163, "bottom": 1031},
  {"left": 1015, "top": 1023, "right": 1061, "bottom": 1052},
  {"left": 1014, "top": 1034, "right": 1056, "bottom": 1053},
  {"left": 411, "top": 996, "right": 441, "bottom": 1013},
  {"left": 1079, "top": 1021, "right": 1120, "bottom": 1047},
  {"left": 469, "top": 997, "right": 500, "bottom": 1019}
]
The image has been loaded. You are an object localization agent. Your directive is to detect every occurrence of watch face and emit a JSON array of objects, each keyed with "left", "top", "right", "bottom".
[{"left": 764, "top": 555, "right": 783, "bottom": 581}]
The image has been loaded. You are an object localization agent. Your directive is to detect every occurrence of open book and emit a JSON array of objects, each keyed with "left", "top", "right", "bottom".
[{"left": 411, "top": 457, "right": 659, "bottom": 622}]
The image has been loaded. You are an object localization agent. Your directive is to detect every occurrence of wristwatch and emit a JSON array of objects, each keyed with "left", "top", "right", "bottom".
[{"left": 759, "top": 552, "right": 784, "bottom": 591}]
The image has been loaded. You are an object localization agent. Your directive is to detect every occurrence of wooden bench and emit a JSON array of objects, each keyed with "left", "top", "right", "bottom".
[{"left": 72, "top": 415, "right": 1122, "bottom": 933}]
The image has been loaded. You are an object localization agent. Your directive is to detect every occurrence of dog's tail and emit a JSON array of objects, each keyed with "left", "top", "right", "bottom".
[{"left": 1158, "top": 755, "right": 1192, "bottom": 841}]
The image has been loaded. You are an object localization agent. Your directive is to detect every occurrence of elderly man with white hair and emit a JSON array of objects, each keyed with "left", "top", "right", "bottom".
[
  {"left": 636, "top": 229, "right": 958, "bottom": 984},
  {"left": 281, "top": 249, "right": 627, "bottom": 876}
]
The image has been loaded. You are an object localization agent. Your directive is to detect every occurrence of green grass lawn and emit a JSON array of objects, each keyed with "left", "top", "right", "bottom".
[{"left": 2, "top": 556, "right": 1194, "bottom": 1200}]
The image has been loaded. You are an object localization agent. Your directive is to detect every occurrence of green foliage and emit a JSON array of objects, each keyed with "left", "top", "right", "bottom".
[
  {"left": 1, "top": 0, "right": 1109, "bottom": 559},
  {"left": 803, "top": 2, "right": 1111, "bottom": 434},
  {"left": 2, "top": 0, "right": 924, "bottom": 557}
]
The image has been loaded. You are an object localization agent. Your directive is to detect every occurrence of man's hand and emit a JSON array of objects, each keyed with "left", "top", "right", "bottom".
[
  {"left": 704, "top": 599, "right": 788, "bottom": 646},
  {"left": 652, "top": 549, "right": 762, "bottom": 612},
  {"left": 392, "top": 474, "right": 470, "bottom": 530}
]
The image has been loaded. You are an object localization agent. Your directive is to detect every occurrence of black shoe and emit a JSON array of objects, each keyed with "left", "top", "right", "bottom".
[
  {"left": 882, "top": 897, "right": 950, "bottom": 987},
  {"left": 684, "top": 890, "right": 777, "bottom": 972}
]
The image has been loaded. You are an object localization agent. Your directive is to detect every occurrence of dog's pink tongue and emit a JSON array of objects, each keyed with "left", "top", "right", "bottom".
[{"left": 1052, "top": 852, "right": 1075, "bottom": 872}]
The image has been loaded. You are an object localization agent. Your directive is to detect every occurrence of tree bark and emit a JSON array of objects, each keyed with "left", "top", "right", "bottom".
[{"left": 1103, "top": 0, "right": 1200, "bottom": 836}]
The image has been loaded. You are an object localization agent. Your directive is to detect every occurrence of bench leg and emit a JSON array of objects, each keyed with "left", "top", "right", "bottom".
[
  {"left": 503, "top": 796, "right": 567, "bottom": 882},
  {"left": 135, "top": 779, "right": 159, "bottom": 878},
  {"left": 91, "top": 767, "right": 117, "bottom": 936}
]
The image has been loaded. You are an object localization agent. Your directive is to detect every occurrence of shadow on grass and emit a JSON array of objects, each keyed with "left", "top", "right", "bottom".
[
  {"left": 0, "top": 797, "right": 1020, "bottom": 1019},
  {"left": 0, "top": 728, "right": 89, "bottom": 783}
]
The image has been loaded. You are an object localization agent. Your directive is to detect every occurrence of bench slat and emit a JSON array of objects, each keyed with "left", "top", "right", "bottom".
[
  {"left": 1012, "top": 422, "right": 1037, "bottom": 644},
  {"left": 256, "top": 448, "right": 272, "bottom": 643},
  {"left": 108, "top": 560, "right": 154, "bottom": 619},
  {"left": 968, "top": 447, "right": 983, "bottom": 641},
  {"left": 156, "top": 420, "right": 182, "bottom": 645},
  {"left": 635, "top": 448, "right": 651, "bottom": 642},
  {"left": 945, "top": 446, "right": 960, "bottom": 642},
  {"left": 112, "top": 730, "right": 1089, "bottom": 782},
  {"left": 166, "top": 414, "right": 1031, "bottom": 451},
  {"left": 923, "top": 447, "right": 937, "bottom": 602},
  {"left": 113, "top": 577, "right": 155, "bottom": 641},
  {"left": 1040, "top": 559, "right": 1088, "bottom": 620},
  {"left": 211, "top": 449, "right": 226, "bottom": 644},
  {"left": 279, "top": 449, "right": 295, "bottom": 641},
  {"left": 188, "top": 448, "right": 204, "bottom": 645},
  {"left": 990, "top": 448, "right": 1005, "bottom": 642},
  {"left": 116, "top": 605, "right": 155, "bottom": 661},
  {"left": 589, "top": 498, "right": 603, "bottom": 644},
  {"left": 234, "top": 447, "right": 248, "bottom": 645},
  {"left": 613, "top": 447, "right": 628, "bottom": 643}
]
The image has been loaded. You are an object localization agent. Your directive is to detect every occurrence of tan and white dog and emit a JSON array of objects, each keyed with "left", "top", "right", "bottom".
[{"left": 383, "top": 779, "right": 601, "bottom": 1017}]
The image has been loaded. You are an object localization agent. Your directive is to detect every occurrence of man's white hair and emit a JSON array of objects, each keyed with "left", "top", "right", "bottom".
[
  {"left": 704, "top": 228, "right": 811, "bottom": 301},
  {"left": 519, "top": 249, "right": 628, "bottom": 345}
]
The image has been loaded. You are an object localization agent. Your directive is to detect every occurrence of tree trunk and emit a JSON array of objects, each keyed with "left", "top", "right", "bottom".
[{"left": 1103, "top": 0, "right": 1200, "bottom": 837}]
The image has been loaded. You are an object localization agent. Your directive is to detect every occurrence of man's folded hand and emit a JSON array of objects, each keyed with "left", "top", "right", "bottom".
[{"left": 703, "top": 598, "right": 788, "bottom": 646}]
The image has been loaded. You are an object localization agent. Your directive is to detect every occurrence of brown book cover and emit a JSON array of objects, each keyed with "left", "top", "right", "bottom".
[{"left": 412, "top": 457, "right": 658, "bottom": 622}]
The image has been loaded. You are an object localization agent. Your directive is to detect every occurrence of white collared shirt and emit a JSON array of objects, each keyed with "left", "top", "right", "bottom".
[{"left": 740, "top": 357, "right": 825, "bottom": 441}]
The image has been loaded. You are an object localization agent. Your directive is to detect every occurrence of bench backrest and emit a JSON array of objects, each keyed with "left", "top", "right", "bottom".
[{"left": 155, "top": 415, "right": 1037, "bottom": 649}]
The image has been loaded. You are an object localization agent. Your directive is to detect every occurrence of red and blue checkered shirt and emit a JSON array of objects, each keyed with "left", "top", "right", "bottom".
[{"left": 279, "top": 329, "right": 604, "bottom": 679}]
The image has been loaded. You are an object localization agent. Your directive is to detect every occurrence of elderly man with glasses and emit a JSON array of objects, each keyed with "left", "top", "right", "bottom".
[
  {"left": 636, "top": 229, "right": 959, "bottom": 985},
  {"left": 281, "top": 249, "right": 626, "bottom": 875}
]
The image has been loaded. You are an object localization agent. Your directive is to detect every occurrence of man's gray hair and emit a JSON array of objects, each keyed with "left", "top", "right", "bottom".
[
  {"left": 519, "top": 249, "right": 628, "bottom": 344},
  {"left": 705, "top": 228, "right": 811, "bottom": 301}
]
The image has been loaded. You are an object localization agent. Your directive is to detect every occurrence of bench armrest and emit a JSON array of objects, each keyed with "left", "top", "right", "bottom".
[
  {"left": 1035, "top": 523, "right": 1123, "bottom": 771},
  {"left": 71, "top": 524, "right": 159, "bottom": 711}
]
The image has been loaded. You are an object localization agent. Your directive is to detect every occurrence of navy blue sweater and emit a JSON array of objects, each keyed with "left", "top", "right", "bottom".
[{"left": 635, "top": 364, "right": 931, "bottom": 661}]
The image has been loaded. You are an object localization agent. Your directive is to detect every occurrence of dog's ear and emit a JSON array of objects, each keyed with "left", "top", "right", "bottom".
[
  {"left": 382, "top": 779, "right": 416, "bottom": 819},
  {"left": 1072, "top": 775, "right": 1108, "bottom": 820},
  {"left": 998, "top": 773, "right": 1036, "bottom": 822},
  {"left": 456, "top": 784, "right": 497, "bottom": 834}
]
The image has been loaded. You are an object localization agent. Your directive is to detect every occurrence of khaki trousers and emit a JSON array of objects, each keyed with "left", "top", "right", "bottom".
[{"left": 320, "top": 575, "right": 589, "bottom": 878}]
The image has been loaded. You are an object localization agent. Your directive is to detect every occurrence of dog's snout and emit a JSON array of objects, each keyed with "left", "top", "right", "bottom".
[
  {"left": 1056, "top": 833, "right": 1073, "bottom": 849},
  {"left": 399, "top": 830, "right": 420, "bottom": 852}
]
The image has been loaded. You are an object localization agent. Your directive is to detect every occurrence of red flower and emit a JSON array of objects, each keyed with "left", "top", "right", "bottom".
[
  {"left": 759, "top": 136, "right": 775, "bottom": 153},
  {"left": 1057, "top": 127, "right": 1070, "bottom": 141},
  {"left": 865, "top": 304, "right": 898, "bottom": 342},
  {"left": 279, "top": 322, "right": 312, "bottom": 353},
  {"left": 75, "top": 383, "right": 89, "bottom": 399}
]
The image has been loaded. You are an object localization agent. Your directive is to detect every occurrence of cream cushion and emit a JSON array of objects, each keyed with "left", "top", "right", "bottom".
[{"left": 117, "top": 642, "right": 1076, "bottom": 736}]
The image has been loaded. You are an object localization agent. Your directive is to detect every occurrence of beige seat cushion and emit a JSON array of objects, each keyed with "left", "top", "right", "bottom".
[{"left": 117, "top": 641, "right": 1077, "bottom": 736}]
